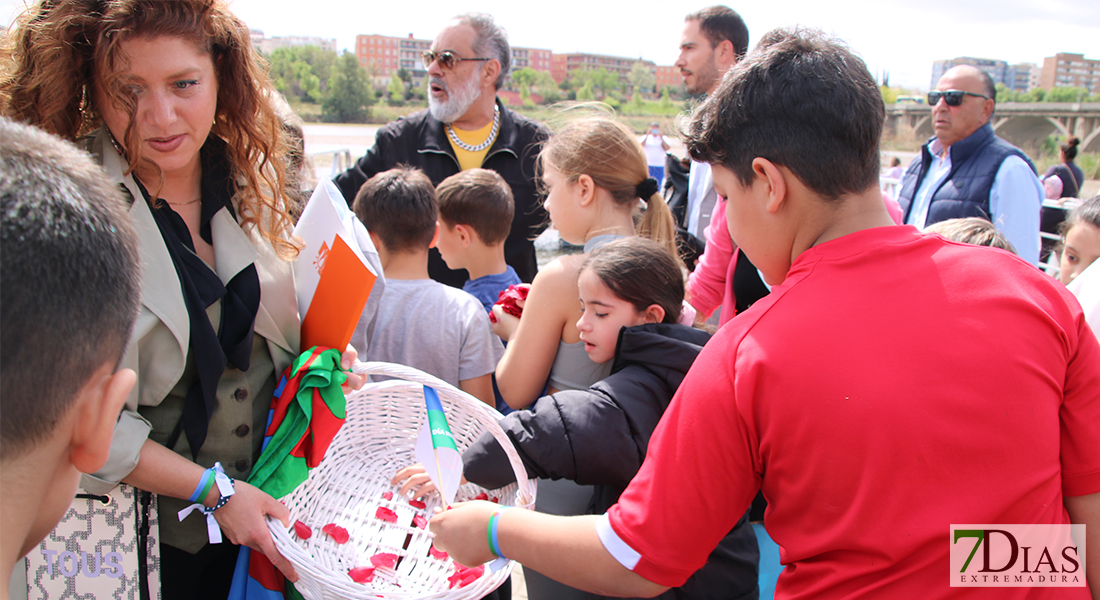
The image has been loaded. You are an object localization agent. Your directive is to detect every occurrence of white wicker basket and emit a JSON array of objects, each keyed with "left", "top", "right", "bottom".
[{"left": 266, "top": 361, "right": 536, "bottom": 600}]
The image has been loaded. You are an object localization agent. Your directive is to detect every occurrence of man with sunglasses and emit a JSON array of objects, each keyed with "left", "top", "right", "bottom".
[
  {"left": 897, "top": 65, "right": 1043, "bottom": 265},
  {"left": 335, "top": 13, "right": 548, "bottom": 289}
]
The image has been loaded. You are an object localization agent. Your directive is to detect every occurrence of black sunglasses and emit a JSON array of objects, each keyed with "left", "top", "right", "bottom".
[
  {"left": 928, "top": 90, "right": 989, "bottom": 107},
  {"left": 422, "top": 50, "right": 492, "bottom": 70}
]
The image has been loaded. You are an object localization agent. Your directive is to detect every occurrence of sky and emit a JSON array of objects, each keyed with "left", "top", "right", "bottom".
[{"left": 2, "top": 0, "right": 1098, "bottom": 91}]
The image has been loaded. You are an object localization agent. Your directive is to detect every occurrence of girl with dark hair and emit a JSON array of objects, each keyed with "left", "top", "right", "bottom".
[
  {"left": 1045, "top": 137, "right": 1084, "bottom": 199},
  {"left": 1059, "top": 195, "right": 1100, "bottom": 286},
  {"left": 395, "top": 237, "right": 759, "bottom": 600},
  {"left": 2, "top": 1, "right": 364, "bottom": 597}
]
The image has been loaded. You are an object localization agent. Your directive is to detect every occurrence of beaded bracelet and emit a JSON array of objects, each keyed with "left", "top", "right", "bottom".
[{"left": 487, "top": 507, "right": 508, "bottom": 559}]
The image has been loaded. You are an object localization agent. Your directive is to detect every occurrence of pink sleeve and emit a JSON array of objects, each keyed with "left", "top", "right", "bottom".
[
  {"left": 882, "top": 191, "right": 903, "bottom": 225},
  {"left": 1060, "top": 306, "right": 1100, "bottom": 497},
  {"left": 687, "top": 196, "right": 732, "bottom": 318}
]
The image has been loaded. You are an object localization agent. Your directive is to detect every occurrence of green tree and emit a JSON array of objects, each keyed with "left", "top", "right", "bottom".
[
  {"left": 266, "top": 46, "right": 338, "bottom": 104},
  {"left": 659, "top": 86, "right": 672, "bottom": 110},
  {"left": 1045, "top": 86, "right": 1089, "bottom": 102},
  {"left": 576, "top": 80, "right": 595, "bottom": 101},
  {"left": 628, "top": 62, "right": 656, "bottom": 98},
  {"left": 880, "top": 85, "right": 898, "bottom": 104},
  {"left": 511, "top": 67, "right": 540, "bottom": 104},
  {"left": 323, "top": 51, "right": 372, "bottom": 123},
  {"left": 387, "top": 73, "right": 405, "bottom": 106}
]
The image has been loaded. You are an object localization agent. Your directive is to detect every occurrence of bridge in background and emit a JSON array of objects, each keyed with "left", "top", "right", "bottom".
[{"left": 886, "top": 103, "right": 1100, "bottom": 153}]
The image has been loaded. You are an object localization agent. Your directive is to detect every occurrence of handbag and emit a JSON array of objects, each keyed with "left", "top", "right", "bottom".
[{"left": 24, "top": 484, "right": 161, "bottom": 600}]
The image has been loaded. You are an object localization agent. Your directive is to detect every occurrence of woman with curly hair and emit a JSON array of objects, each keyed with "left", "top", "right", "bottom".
[{"left": 1, "top": 1, "right": 362, "bottom": 596}]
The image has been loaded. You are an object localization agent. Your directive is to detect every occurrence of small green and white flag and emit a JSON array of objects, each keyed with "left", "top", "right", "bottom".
[{"left": 415, "top": 386, "right": 463, "bottom": 506}]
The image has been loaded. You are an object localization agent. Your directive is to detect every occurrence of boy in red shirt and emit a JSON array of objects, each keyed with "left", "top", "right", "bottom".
[{"left": 429, "top": 28, "right": 1100, "bottom": 598}]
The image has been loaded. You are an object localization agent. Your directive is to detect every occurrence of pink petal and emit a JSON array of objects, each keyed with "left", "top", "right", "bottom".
[
  {"left": 321, "top": 523, "right": 350, "bottom": 544},
  {"left": 409, "top": 499, "right": 426, "bottom": 509},
  {"left": 349, "top": 566, "right": 375, "bottom": 583},
  {"left": 370, "top": 552, "right": 399, "bottom": 569},
  {"left": 382, "top": 491, "right": 393, "bottom": 500},
  {"left": 375, "top": 506, "right": 399, "bottom": 523},
  {"left": 429, "top": 546, "right": 448, "bottom": 560},
  {"left": 292, "top": 520, "right": 312, "bottom": 539},
  {"left": 413, "top": 514, "right": 428, "bottom": 529}
]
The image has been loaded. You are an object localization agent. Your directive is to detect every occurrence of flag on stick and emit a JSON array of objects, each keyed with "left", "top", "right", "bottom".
[{"left": 415, "top": 386, "right": 463, "bottom": 506}]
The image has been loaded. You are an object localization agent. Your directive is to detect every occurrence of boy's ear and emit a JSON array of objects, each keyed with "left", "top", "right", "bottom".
[
  {"left": 576, "top": 174, "right": 596, "bottom": 207},
  {"left": 752, "top": 157, "right": 788, "bottom": 215},
  {"left": 454, "top": 223, "right": 473, "bottom": 247},
  {"left": 69, "top": 364, "right": 135, "bottom": 474},
  {"left": 642, "top": 304, "right": 666, "bottom": 324},
  {"left": 428, "top": 222, "right": 440, "bottom": 249}
]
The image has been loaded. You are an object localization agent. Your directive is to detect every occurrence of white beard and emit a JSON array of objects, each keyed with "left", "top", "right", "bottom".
[{"left": 428, "top": 71, "right": 483, "bottom": 123}]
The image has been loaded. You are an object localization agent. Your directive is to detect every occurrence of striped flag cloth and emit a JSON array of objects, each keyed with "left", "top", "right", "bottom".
[{"left": 415, "top": 386, "right": 462, "bottom": 506}]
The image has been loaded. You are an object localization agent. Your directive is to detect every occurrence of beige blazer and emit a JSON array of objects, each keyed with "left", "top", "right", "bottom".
[{"left": 80, "top": 128, "right": 301, "bottom": 494}]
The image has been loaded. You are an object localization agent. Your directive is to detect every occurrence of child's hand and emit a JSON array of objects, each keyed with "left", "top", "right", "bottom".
[
  {"left": 391, "top": 464, "right": 468, "bottom": 500},
  {"left": 490, "top": 284, "right": 529, "bottom": 341},
  {"left": 340, "top": 345, "right": 366, "bottom": 392},
  {"left": 490, "top": 305, "right": 521, "bottom": 341},
  {"left": 429, "top": 500, "right": 500, "bottom": 567}
]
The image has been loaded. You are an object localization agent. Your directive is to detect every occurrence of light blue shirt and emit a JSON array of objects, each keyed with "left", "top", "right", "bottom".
[{"left": 900, "top": 137, "right": 1043, "bottom": 265}]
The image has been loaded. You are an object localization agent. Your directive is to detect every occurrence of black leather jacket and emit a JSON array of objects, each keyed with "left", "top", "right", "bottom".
[{"left": 334, "top": 100, "right": 549, "bottom": 287}]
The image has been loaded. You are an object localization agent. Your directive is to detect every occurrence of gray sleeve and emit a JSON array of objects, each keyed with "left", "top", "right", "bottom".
[
  {"left": 457, "top": 299, "right": 504, "bottom": 382},
  {"left": 79, "top": 409, "right": 152, "bottom": 494}
]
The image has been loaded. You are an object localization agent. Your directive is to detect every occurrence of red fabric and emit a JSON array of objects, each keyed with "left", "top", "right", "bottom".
[{"left": 609, "top": 226, "right": 1100, "bottom": 598}]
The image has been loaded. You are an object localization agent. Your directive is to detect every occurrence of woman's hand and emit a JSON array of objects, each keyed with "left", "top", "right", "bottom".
[
  {"left": 429, "top": 500, "right": 499, "bottom": 567},
  {"left": 341, "top": 345, "right": 366, "bottom": 392},
  {"left": 490, "top": 305, "right": 521, "bottom": 341},
  {"left": 212, "top": 480, "right": 299, "bottom": 582}
]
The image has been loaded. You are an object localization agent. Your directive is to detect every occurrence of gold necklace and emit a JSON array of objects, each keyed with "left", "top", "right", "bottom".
[{"left": 163, "top": 197, "right": 201, "bottom": 207}]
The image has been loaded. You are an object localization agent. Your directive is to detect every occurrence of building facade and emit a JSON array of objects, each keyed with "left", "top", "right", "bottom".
[
  {"left": 1040, "top": 53, "right": 1100, "bottom": 94},
  {"left": 251, "top": 30, "right": 336, "bottom": 55}
]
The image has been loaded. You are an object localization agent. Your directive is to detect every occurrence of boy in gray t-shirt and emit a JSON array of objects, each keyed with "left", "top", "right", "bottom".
[{"left": 352, "top": 167, "right": 501, "bottom": 406}]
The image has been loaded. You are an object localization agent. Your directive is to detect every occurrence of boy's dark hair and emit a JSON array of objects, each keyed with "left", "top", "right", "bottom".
[
  {"left": 582, "top": 237, "right": 684, "bottom": 324},
  {"left": 1, "top": 117, "right": 140, "bottom": 460},
  {"left": 683, "top": 27, "right": 884, "bottom": 201},
  {"left": 436, "top": 168, "right": 514, "bottom": 246},
  {"left": 686, "top": 5, "right": 749, "bottom": 58},
  {"left": 353, "top": 166, "right": 438, "bottom": 253}
]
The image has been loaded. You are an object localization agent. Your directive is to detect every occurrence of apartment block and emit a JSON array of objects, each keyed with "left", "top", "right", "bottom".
[
  {"left": 251, "top": 30, "right": 336, "bottom": 55},
  {"left": 1040, "top": 53, "right": 1100, "bottom": 93}
]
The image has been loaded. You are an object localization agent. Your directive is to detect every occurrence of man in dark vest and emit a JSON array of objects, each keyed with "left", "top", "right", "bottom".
[
  {"left": 335, "top": 13, "right": 548, "bottom": 288},
  {"left": 896, "top": 65, "right": 1043, "bottom": 264}
]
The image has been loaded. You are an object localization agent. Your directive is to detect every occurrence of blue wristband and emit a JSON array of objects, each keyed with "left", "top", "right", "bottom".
[
  {"left": 488, "top": 507, "right": 508, "bottom": 559},
  {"left": 188, "top": 468, "right": 213, "bottom": 503}
]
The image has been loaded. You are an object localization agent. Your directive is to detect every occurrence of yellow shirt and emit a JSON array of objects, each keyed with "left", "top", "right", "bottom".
[{"left": 446, "top": 119, "right": 495, "bottom": 170}]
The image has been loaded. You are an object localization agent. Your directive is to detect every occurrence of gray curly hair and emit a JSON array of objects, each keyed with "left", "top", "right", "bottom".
[{"left": 453, "top": 13, "right": 510, "bottom": 90}]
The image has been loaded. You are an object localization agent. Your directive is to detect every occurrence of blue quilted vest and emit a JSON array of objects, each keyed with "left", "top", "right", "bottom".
[{"left": 897, "top": 123, "right": 1036, "bottom": 226}]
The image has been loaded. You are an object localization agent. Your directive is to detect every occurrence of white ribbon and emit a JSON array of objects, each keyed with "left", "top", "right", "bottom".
[{"left": 177, "top": 462, "right": 236, "bottom": 544}]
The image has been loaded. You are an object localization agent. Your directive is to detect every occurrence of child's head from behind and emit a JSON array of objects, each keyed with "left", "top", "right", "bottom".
[
  {"left": 354, "top": 166, "right": 438, "bottom": 254},
  {"left": 577, "top": 238, "right": 684, "bottom": 363},
  {"left": 1059, "top": 196, "right": 1100, "bottom": 286},
  {"left": 1, "top": 117, "right": 139, "bottom": 554},
  {"left": 925, "top": 217, "right": 1017, "bottom": 254},
  {"left": 435, "top": 168, "right": 514, "bottom": 269},
  {"left": 539, "top": 117, "right": 676, "bottom": 255}
]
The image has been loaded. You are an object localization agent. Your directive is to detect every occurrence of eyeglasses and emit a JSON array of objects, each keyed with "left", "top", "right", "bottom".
[
  {"left": 927, "top": 90, "right": 989, "bottom": 107},
  {"left": 422, "top": 50, "right": 492, "bottom": 70}
]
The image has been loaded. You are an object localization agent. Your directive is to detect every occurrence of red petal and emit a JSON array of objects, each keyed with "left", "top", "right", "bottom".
[
  {"left": 408, "top": 499, "right": 426, "bottom": 509},
  {"left": 370, "top": 552, "right": 399, "bottom": 569},
  {"left": 349, "top": 566, "right": 375, "bottom": 583},
  {"left": 375, "top": 507, "right": 399, "bottom": 523},
  {"left": 292, "top": 520, "right": 312, "bottom": 539},
  {"left": 413, "top": 514, "right": 428, "bottom": 529},
  {"left": 321, "top": 523, "right": 350, "bottom": 544},
  {"left": 382, "top": 491, "right": 393, "bottom": 500},
  {"left": 447, "top": 571, "right": 463, "bottom": 588},
  {"left": 429, "top": 546, "right": 448, "bottom": 560},
  {"left": 490, "top": 496, "right": 500, "bottom": 503},
  {"left": 472, "top": 492, "right": 489, "bottom": 501},
  {"left": 457, "top": 564, "right": 485, "bottom": 587}
]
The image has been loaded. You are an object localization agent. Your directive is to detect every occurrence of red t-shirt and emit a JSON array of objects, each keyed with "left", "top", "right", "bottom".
[{"left": 606, "top": 226, "right": 1100, "bottom": 598}]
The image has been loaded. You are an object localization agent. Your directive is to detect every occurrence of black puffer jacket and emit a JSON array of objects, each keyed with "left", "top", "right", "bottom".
[
  {"left": 333, "top": 100, "right": 548, "bottom": 287},
  {"left": 464, "top": 323, "right": 759, "bottom": 600}
]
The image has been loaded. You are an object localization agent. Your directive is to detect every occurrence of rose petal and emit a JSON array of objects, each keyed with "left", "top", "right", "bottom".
[
  {"left": 472, "top": 492, "right": 488, "bottom": 501},
  {"left": 382, "top": 491, "right": 393, "bottom": 500},
  {"left": 292, "top": 520, "right": 312, "bottom": 539},
  {"left": 413, "top": 514, "right": 428, "bottom": 529},
  {"left": 490, "top": 496, "right": 500, "bottom": 504},
  {"left": 408, "top": 499, "right": 426, "bottom": 509},
  {"left": 429, "top": 545, "right": 448, "bottom": 560},
  {"left": 449, "top": 564, "right": 485, "bottom": 588},
  {"left": 375, "top": 507, "right": 399, "bottom": 523},
  {"left": 370, "top": 552, "right": 399, "bottom": 569},
  {"left": 349, "top": 566, "right": 375, "bottom": 583},
  {"left": 321, "top": 523, "right": 350, "bottom": 544}
]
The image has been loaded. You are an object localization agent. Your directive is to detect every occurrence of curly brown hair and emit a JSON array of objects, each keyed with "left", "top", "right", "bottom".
[{"left": 0, "top": 0, "right": 297, "bottom": 257}]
